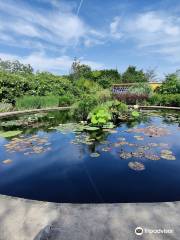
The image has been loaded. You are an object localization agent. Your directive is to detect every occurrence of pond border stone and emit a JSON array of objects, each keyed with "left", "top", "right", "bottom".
[
  {"left": 0, "top": 106, "right": 72, "bottom": 118},
  {"left": 0, "top": 194, "right": 179, "bottom": 240},
  {"left": 134, "top": 105, "right": 180, "bottom": 111}
]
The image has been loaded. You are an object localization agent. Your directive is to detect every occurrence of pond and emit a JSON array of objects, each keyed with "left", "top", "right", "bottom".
[{"left": 0, "top": 110, "right": 180, "bottom": 203}]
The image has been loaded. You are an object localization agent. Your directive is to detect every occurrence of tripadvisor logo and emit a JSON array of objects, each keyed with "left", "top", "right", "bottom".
[
  {"left": 135, "top": 226, "right": 173, "bottom": 236},
  {"left": 135, "top": 227, "right": 143, "bottom": 236}
]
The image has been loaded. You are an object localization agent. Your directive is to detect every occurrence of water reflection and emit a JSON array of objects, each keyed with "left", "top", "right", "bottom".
[{"left": 0, "top": 110, "right": 180, "bottom": 203}]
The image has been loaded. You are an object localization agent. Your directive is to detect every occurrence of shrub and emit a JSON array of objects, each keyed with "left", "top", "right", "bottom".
[
  {"left": 149, "top": 94, "right": 180, "bottom": 107},
  {"left": 73, "top": 94, "right": 99, "bottom": 120},
  {"left": 157, "top": 73, "right": 180, "bottom": 94},
  {"left": 58, "top": 95, "right": 74, "bottom": 107},
  {"left": 122, "top": 66, "right": 148, "bottom": 83},
  {"left": 114, "top": 93, "right": 149, "bottom": 105},
  {"left": 129, "top": 83, "right": 152, "bottom": 96}
]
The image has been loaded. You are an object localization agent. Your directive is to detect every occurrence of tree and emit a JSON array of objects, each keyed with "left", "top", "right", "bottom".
[
  {"left": 92, "top": 69, "right": 121, "bottom": 88},
  {"left": 157, "top": 73, "right": 180, "bottom": 94},
  {"left": 70, "top": 58, "right": 92, "bottom": 80},
  {"left": 145, "top": 68, "right": 158, "bottom": 82},
  {"left": 0, "top": 58, "right": 33, "bottom": 75},
  {"left": 122, "top": 66, "right": 148, "bottom": 83}
]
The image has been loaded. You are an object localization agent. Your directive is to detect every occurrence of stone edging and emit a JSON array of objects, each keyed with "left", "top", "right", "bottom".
[{"left": 0, "top": 106, "right": 72, "bottom": 118}]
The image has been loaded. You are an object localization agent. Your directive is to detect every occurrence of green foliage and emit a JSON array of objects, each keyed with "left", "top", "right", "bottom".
[
  {"left": 0, "top": 70, "right": 32, "bottom": 103},
  {"left": 122, "top": 66, "right": 148, "bottom": 83},
  {"left": 157, "top": 73, "right": 180, "bottom": 94},
  {"left": 96, "top": 89, "right": 112, "bottom": 103},
  {"left": 149, "top": 94, "right": 180, "bottom": 107},
  {"left": 131, "top": 111, "right": 140, "bottom": 118},
  {"left": 89, "top": 106, "right": 112, "bottom": 126},
  {"left": 73, "top": 94, "right": 99, "bottom": 120},
  {"left": 0, "top": 102, "right": 13, "bottom": 112},
  {"left": 92, "top": 69, "right": 121, "bottom": 88},
  {"left": 0, "top": 58, "right": 33, "bottom": 75},
  {"left": 58, "top": 95, "right": 75, "bottom": 107},
  {"left": 16, "top": 96, "right": 60, "bottom": 110},
  {"left": 129, "top": 83, "right": 153, "bottom": 96},
  {"left": 31, "top": 72, "right": 73, "bottom": 96},
  {"left": 0, "top": 130, "right": 22, "bottom": 138},
  {"left": 75, "top": 77, "right": 100, "bottom": 93},
  {"left": 70, "top": 58, "right": 92, "bottom": 80}
]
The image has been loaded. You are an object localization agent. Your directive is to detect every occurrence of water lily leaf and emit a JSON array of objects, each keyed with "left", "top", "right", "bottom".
[
  {"left": 102, "top": 147, "right": 111, "bottom": 152},
  {"left": 161, "top": 150, "right": 173, "bottom": 155},
  {"left": 120, "top": 152, "right": 132, "bottom": 159},
  {"left": 161, "top": 154, "right": 176, "bottom": 160},
  {"left": 2, "top": 159, "right": 12, "bottom": 164},
  {"left": 145, "top": 154, "right": 160, "bottom": 161},
  {"left": 90, "top": 152, "right": 100, "bottom": 158},
  {"left": 132, "top": 151, "right": 144, "bottom": 158},
  {"left": 148, "top": 143, "right": 159, "bottom": 147},
  {"left": 4, "top": 135, "right": 51, "bottom": 155},
  {"left": 128, "top": 125, "right": 170, "bottom": 137},
  {"left": 0, "top": 130, "right": 22, "bottom": 138},
  {"left": 84, "top": 126, "right": 99, "bottom": 131},
  {"left": 118, "top": 137, "right": 126, "bottom": 141},
  {"left": 128, "top": 161, "right": 145, "bottom": 171},
  {"left": 159, "top": 143, "right": 169, "bottom": 148},
  {"left": 102, "top": 123, "right": 115, "bottom": 129},
  {"left": 134, "top": 135, "right": 144, "bottom": 141}
]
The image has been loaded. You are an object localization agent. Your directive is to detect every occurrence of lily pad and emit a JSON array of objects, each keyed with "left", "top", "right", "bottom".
[
  {"left": 128, "top": 125, "right": 170, "bottom": 137},
  {"left": 161, "top": 150, "right": 173, "bottom": 155},
  {"left": 4, "top": 135, "right": 51, "bottom": 155},
  {"left": 101, "top": 147, "right": 111, "bottom": 152},
  {"left": 132, "top": 151, "right": 144, "bottom": 158},
  {"left": 128, "top": 161, "right": 145, "bottom": 171},
  {"left": 90, "top": 152, "right": 100, "bottom": 158},
  {"left": 2, "top": 159, "right": 12, "bottom": 164},
  {"left": 118, "top": 137, "right": 126, "bottom": 141},
  {"left": 159, "top": 143, "right": 169, "bottom": 148},
  {"left": 145, "top": 154, "right": 160, "bottom": 161},
  {"left": 161, "top": 154, "right": 176, "bottom": 160},
  {"left": 120, "top": 152, "right": 132, "bottom": 159},
  {"left": 84, "top": 126, "right": 99, "bottom": 131},
  {"left": 134, "top": 135, "right": 144, "bottom": 141},
  {"left": 0, "top": 130, "right": 22, "bottom": 138}
]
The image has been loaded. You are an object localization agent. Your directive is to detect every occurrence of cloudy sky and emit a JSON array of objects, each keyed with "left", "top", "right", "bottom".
[{"left": 0, "top": 0, "right": 180, "bottom": 76}]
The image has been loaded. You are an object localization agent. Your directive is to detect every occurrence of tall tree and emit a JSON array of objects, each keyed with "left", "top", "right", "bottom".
[
  {"left": 70, "top": 58, "right": 92, "bottom": 80},
  {"left": 0, "top": 59, "right": 33, "bottom": 74},
  {"left": 122, "top": 66, "right": 148, "bottom": 83}
]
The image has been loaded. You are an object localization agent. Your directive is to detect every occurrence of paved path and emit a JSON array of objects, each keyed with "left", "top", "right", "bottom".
[{"left": 0, "top": 195, "right": 179, "bottom": 240}]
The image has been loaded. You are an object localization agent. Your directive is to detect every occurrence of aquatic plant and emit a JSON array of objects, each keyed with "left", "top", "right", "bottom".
[
  {"left": 0, "top": 130, "right": 22, "bottom": 138},
  {"left": 128, "top": 162, "right": 145, "bottom": 171},
  {"left": 88, "top": 106, "right": 112, "bottom": 126}
]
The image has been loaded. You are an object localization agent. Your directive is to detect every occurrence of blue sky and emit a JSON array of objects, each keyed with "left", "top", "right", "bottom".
[{"left": 0, "top": 0, "right": 180, "bottom": 77}]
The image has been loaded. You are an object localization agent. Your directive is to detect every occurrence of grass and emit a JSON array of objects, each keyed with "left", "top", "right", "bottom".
[
  {"left": 0, "top": 102, "right": 13, "bottom": 112},
  {"left": 16, "top": 95, "right": 61, "bottom": 110}
]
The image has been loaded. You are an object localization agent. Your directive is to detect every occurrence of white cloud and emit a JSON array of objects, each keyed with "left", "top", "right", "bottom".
[
  {"left": 109, "top": 11, "right": 180, "bottom": 63},
  {"left": 0, "top": 52, "right": 104, "bottom": 73},
  {"left": 110, "top": 17, "right": 122, "bottom": 39},
  {"left": 0, "top": 0, "right": 103, "bottom": 50}
]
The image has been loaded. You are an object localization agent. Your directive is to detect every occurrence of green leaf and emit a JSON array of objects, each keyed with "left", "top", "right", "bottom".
[
  {"left": 131, "top": 111, "right": 140, "bottom": 118},
  {"left": 0, "top": 130, "right": 22, "bottom": 138}
]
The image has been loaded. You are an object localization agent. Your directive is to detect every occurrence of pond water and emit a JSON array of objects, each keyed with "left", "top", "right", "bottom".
[{"left": 0, "top": 110, "right": 180, "bottom": 203}]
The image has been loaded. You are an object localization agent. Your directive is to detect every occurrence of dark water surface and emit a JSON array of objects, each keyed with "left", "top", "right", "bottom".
[{"left": 0, "top": 110, "right": 180, "bottom": 203}]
